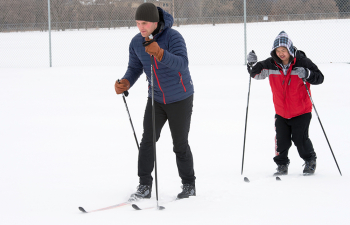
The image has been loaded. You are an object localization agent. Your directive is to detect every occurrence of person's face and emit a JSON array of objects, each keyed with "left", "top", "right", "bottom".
[
  {"left": 136, "top": 20, "right": 158, "bottom": 37},
  {"left": 275, "top": 46, "right": 291, "bottom": 65}
]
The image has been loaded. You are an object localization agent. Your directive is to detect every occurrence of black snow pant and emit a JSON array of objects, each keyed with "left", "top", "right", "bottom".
[
  {"left": 138, "top": 95, "right": 195, "bottom": 186},
  {"left": 274, "top": 113, "right": 316, "bottom": 165}
]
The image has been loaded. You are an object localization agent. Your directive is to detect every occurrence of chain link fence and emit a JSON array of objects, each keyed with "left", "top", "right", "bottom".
[{"left": 1, "top": 0, "right": 350, "bottom": 67}]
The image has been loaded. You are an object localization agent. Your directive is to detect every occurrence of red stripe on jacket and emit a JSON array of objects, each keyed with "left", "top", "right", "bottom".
[{"left": 153, "top": 58, "right": 166, "bottom": 104}]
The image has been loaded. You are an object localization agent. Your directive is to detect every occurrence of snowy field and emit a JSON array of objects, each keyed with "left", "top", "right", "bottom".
[{"left": 1, "top": 20, "right": 350, "bottom": 225}]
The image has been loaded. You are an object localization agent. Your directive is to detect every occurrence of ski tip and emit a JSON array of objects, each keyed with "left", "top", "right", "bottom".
[
  {"left": 78, "top": 207, "right": 87, "bottom": 213},
  {"left": 158, "top": 206, "right": 165, "bottom": 210},
  {"left": 244, "top": 177, "right": 250, "bottom": 183},
  {"left": 276, "top": 176, "right": 281, "bottom": 181},
  {"left": 132, "top": 204, "right": 142, "bottom": 210}
]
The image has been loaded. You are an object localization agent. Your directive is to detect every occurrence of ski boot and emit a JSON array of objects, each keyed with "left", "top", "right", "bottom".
[
  {"left": 273, "top": 163, "right": 289, "bottom": 176},
  {"left": 303, "top": 160, "right": 316, "bottom": 175},
  {"left": 177, "top": 184, "right": 196, "bottom": 199},
  {"left": 129, "top": 184, "right": 152, "bottom": 202}
]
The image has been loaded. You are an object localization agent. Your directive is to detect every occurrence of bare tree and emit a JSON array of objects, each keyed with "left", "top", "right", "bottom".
[
  {"left": 0, "top": 0, "right": 346, "bottom": 32},
  {"left": 271, "top": 0, "right": 338, "bottom": 15},
  {"left": 247, "top": 0, "right": 272, "bottom": 16},
  {"left": 202, "top": 0, "right": 243, "bottom": 17}
]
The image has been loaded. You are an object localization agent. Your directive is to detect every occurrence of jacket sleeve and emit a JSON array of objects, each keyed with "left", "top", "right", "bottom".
[
  {"left": 248, "top": 58, "right": 271, "bottom": 80},
  {"left": 159, "top": 29, "right": 189, "bottom": 71},
  {"left": 122, "top": 39, "right": 144, "bottom": 88},
  {"left": 303, "top": 58, "right": 324, "bottom": 85}
]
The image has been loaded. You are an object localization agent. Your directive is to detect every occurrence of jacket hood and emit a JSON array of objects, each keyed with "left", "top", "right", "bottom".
[
  {"left": 158, "top": 7, "right": 173, "bottom": 30},
  {"left": 270, "top": 31, "right": 295, "bottom": 64},
  {"left": 151, "top": 7, "right": 173, "bottom": 38}
]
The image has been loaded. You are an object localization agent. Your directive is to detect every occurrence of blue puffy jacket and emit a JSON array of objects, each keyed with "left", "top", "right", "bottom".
[{"left": 122, "top": 7, "right": 194, "bottom": 104}]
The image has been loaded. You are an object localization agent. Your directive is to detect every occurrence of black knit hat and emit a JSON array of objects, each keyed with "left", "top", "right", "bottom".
[{"left": 135, "top": 3, "right": 159, "bottom": 22}]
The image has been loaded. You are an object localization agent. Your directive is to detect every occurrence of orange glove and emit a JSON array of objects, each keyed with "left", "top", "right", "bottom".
[
  {"left": 115, "top": 79, "right": 130, "bottom": 94},
  {"left": 145, "top": 37, "right": 164, "bottom": 62}
]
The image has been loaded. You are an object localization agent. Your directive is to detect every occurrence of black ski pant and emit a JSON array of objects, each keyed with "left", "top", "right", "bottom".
[
  {"left": 138, "top": 95, "right": 195, "bottom": 186},
  {"left": 274, "top": 113, "right": 316, "bottom": 165}
]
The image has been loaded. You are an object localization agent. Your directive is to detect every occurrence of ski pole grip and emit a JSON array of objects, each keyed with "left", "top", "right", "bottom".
[
  {"left": 142, "top": 34, "right": 155, "bottom": 47},
  {"left": 117, "top": 79, "right": 129, "bottom": 97},
  {"left": 142, "top": 39, "right": 155, "bottom": 47}
]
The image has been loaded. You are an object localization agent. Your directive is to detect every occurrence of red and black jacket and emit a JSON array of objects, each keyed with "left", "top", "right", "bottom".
[{"left": 248, "top": 50, "right": 324, "bottom": 119}]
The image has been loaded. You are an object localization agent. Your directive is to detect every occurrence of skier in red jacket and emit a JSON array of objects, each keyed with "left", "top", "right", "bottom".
[{"left": 247, "top": 31, "right": 324, "bottom": 176}]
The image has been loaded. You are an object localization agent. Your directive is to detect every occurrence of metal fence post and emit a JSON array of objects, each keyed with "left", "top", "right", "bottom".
[
  {"left": 244, "top": 0, "right": 247, "bottom": 65},
  {"left": 48, "top": 0, "right": 52, "bottom": 67}
]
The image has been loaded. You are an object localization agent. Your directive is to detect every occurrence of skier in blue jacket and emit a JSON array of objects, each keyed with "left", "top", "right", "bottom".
[{"left": 115, "top": 3, "right": 195, "bottom": 200}]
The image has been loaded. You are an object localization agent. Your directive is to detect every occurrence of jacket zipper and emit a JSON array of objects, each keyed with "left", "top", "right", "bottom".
[
  {"left": 178, "top": 72, "right": 186, "bottom": 92},
  {"left": 152, "top": 57, "right": 166, "bottom": 104},
  {"left": 275, "top": 59, "right": 296, "bottom": 118},
  {"left": 275, "top": 63, "right": 288, "bottom": 118}
]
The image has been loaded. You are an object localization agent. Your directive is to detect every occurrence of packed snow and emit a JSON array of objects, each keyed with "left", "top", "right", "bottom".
[{"left": 1, "top": 19, "right": 349, "bottom": 225}]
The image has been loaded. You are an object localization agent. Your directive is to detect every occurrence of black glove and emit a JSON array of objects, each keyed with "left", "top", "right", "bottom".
[{"left": 247, "top": 50, "right": 257, "bottom": 66}]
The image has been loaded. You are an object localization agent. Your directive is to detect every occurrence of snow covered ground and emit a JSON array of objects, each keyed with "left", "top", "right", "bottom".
[{"left": 1, "top": 20, "right": 350, "bottom": 225}]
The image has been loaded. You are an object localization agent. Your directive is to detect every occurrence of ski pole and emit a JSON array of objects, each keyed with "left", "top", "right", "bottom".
[
  {"left": 118, "top": 79, "right": 140, "bottom": 151},
  {"left": 241, "top": 75, "right": 251, "bottom": 175},
  {"left": 241, "top": 51, "right": 254, "bottom": 175},
  {"left": 150, "top": 55, "right": 163, "bottom": 210},
  {"left": 303, "top": 81, "right": 342, "bottom": 176},
  {"left": 143, "top": 36, "right": 164, "bottom": 210}
]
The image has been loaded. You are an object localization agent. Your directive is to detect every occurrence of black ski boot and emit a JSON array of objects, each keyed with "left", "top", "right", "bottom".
[
  {"left": 129, "top": 185, "right": 152, "bottom": 202},
  {"left": 177, "top": 184, "right": 196, "bottom": 199},
  {"left": 273, "top": 163, "right": 289, "bottom": 176},
  {"left": 303, "top": 160, "right": 316, "bottom": 175}
]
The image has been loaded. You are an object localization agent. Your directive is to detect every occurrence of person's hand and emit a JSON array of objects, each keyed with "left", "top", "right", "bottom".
[
  {"left": 293, "top": 67, "right": 309, "bottom": 79},
  {"left": 115, "top": 79, "right": 130, "bottom": 94},
  {"left": 145, "top": 37, "right": 164, "bottom": 62},
  {"left": 247, "top": 50, "right": 257, "bottom": 66}
]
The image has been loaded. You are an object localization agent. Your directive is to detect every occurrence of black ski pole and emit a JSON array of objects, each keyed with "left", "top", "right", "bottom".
[
  {"left": 241, "top": 51, "right": 254, "bottom": 175},
  {"left": 118, "top": 79, "right": 140, "bottom": 151},
  {"left": 303, "top": 80, "right": 342, "bottom": 176},
  {"left": 241, "top": 74, "right": 251, "bottom": 175},
  {"left": 143, "top": 36, "right": 164, "bottom": 210},
  {"left": 150, "top": 55, "right": 164, "bottom": 210}
]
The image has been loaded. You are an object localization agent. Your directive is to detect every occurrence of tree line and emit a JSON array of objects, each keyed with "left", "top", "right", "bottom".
[{"left": 0, "top": 0, "right": 349, "bottom": 31}]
